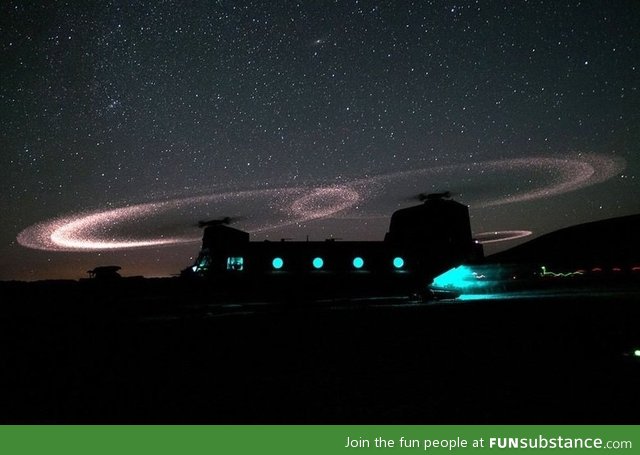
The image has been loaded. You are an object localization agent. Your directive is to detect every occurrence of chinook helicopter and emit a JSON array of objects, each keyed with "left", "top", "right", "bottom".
[{"left": 182, "top": 192, "right": 483, "bottom": 299}]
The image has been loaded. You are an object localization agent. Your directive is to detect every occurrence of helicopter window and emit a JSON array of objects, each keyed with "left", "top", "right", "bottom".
[
  {"left": 353, "top": 257, "right": 364, "bottom": 269},
  {"left": 393, "top": 257, "right": 405, "bottom": 269},
  {"left": 193, "top": 256, "right": 210, "bottom": 272},
  {"left": 226, "top": 257, "right": 244, "bottom": 271},
  {"left": 312, "top": 257, "right": 324, "bottom": 269},
  {"left": 272, "top": 257, "right": 284, "bottom": 270}
]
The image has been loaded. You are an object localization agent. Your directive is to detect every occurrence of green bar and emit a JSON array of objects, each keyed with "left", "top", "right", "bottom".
[{"left": 0, "top": 426, "right": 637, "bottom": 455}]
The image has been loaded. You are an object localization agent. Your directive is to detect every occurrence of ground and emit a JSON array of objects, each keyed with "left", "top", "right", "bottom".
[{"left": 1, "top": 279, "right": 639, "bottom": 423}]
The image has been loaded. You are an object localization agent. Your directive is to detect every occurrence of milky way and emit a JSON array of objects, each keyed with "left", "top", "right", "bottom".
[{"left": 17, "top": 154, "right": 624, "bottom": 252}]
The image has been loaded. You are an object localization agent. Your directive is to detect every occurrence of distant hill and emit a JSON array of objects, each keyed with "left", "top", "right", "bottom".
[{"left": 487, "top": 214, "right": 640, "bottom": 266}]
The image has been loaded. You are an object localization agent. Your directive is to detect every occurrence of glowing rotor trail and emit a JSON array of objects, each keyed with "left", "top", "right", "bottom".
[
  {"left": 474, "top": 230, "right": 533, "bottom": 244},
  {"left": 288, "top": 186, "right": 360, "bottom": 220},
  {"left": 16, "top": 154, "right": 625, "bottom": 252},
  {"left": 351, "top": 154, "right": 625, "bottom": 208},
  {"left": 17, "top": 186, "right": 362, "bottom": 251}
]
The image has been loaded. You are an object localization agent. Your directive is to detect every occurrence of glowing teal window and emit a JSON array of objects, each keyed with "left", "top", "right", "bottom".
[
  {"left": 226, "top": 257, "right": 244, "bottom": 271},
  {"left": 353, "top": 257, "right": 364, "bottom": 269},
  {"left": 312, "top": 257, "right": 324, "bottom": 269},
  {"left": 192, "top": 256, "right": 210, "bottom": 272},
  {"left": 393, "top": 257, "right": 405, "bottom": 269},
  {"left": 272, "top": 257, "right": 284, "bottom": 270}
]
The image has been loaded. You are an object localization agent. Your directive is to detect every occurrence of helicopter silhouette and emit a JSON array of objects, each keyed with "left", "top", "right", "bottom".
[{"left": 182, "top": 192, "right": 483, "bottom": 300}]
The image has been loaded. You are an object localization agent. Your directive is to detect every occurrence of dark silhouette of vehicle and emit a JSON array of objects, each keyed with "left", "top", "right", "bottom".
[
  {"left": 182, "top": 194, "right": 483, "bottom": 299},
  {"left": 86, "top": 265, "right": 122, "bottom": 280}
]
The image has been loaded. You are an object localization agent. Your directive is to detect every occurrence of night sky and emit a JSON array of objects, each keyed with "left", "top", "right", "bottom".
[{"left": 2, "top": 1, "right": 638, "bottom": 281}]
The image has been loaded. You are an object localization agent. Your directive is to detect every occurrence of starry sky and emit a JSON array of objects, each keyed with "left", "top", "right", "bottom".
[{"left": 1, "top": 0, "right": 638, "bottom": 281}]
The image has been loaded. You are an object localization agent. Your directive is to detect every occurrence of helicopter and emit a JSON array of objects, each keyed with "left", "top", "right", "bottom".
[{"left": 182, "top": 192, "right": 483, "bottom": 300}]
